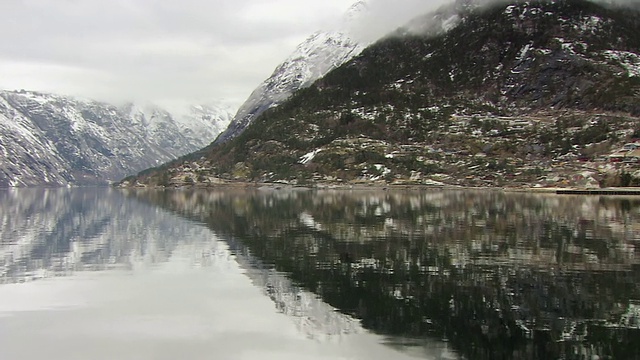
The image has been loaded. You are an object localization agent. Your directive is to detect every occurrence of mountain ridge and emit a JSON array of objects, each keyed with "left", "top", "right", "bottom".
[
  {"left": 212, "top": 0, "right": 371, "bottom": 145},
  {"left": 0, "top": 90, "right": 233, "bottom": 187},
  {"left": 214, "top": 30, "right": 364, "bottom": 145}
]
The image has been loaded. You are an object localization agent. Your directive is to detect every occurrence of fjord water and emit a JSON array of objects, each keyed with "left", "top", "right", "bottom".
[
  {"left": 1, "top": 189, "right": 639, "bottom": 359},
  {"left": 0, "top": 188, "right": 448, "bottom": 360}
]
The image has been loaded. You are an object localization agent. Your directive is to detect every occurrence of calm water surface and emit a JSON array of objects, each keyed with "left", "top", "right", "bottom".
[{"left": 1, "top": 188, "right": 639, "bottom": 359}]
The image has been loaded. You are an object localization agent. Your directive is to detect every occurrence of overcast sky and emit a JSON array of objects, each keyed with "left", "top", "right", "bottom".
[
  {"left": 2, "top": 0, "right": 631, "bottom": 111},
  {"left": 0, "top": 0, "right": 460, "bottom": 110},
  {"left": 0, "top": 0, "right": 351, "bottom": 109}
]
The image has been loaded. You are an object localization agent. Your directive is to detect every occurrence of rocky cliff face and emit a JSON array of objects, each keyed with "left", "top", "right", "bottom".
[{"left": 0, "top": 90, "right": 232, "bottom": 187}]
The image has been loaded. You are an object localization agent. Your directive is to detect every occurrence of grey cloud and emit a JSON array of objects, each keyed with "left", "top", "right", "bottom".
[
  {"left": 349, "top": 0, "right": 640, "bottom": 44},
  {"left": 347, "top": 0, "right": 451, "bottom": 42}
]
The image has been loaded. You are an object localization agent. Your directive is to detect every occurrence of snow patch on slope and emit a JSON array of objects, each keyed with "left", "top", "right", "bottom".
[{"left": 604, "top": 50, "right": 640, "bottom": 77}]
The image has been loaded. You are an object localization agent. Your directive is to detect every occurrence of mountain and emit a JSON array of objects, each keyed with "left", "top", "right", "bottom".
[
  {"left": 0, "top": 90, "right": 232, "bottom": 187},
  {"left": 122, "top": 0, "right": 640, "bottom": 189},
  {"left": 174, "top": 104, "right": 235, "bottom": 145},
  {"left": 212, "top": 3, "right": 367, "bottom": 145}
]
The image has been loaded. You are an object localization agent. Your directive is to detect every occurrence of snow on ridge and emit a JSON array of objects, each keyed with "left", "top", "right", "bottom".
[
  {"left": 442, "top": 14, "right": 461, "bottom": 32},
  {"left": 176, "top": 104, "right": 234, "bottom": 139},
  {"left": 343, "top": 0, "right": 369, "bottom": 24},
  {"left": 216, "top": 27, "right": 364, "bottom": 145},
  {"left": 274, "top": 30, "right": 363, "bottom": 89}
]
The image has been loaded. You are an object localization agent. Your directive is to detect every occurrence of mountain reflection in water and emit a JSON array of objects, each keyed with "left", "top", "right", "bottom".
[
  {"left": 131, "top": 188, "right": 640, "bottom": 360},
  {"left": 1, "top": 188, "right": 444, "bottom": 360}
]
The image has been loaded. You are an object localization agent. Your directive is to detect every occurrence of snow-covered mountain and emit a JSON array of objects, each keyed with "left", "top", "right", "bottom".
[
  {"left": 0, "top": 90, "right": 233, "bottom": 187},
  {"left": 212, "top": 0, "right": 481, "bottom": 145},
  {"left": 213, "top": 2, "right": 367, "bottom": 145}
]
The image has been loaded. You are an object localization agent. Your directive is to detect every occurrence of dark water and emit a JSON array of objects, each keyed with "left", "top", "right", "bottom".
[
  {"left": 0, "top": 188, "right": 447, "bottom": 360},
  {"left": 1, "top": 188, "right": 639, "bottom": 359},
  {"left": 133, "top": 188, "right": 640, "bottom": 360}
]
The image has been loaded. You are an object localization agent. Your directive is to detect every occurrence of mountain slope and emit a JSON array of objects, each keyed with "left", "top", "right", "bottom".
[
  {"left": 0, "top": 90, "right": 232, "bottom": 187},
  {"left": 124, "top": 0, "right": 640, "bottom": 188},
  {"left": 214, "top": 31, "right": 363, "bottom": 145},
  {"left": 214, "top": 0, "right": 473, "bottom": 146}
]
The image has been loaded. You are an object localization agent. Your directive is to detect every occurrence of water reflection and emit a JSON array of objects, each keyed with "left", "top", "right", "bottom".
[
  {"left": 0, "top": 188, "right": 219, "bottom": 283},
  {"left": 1, "top": 188, "right": 418, "bottom": 360},
  {"left": 131, "top": 188, "right": 640, "bottom": 360}
]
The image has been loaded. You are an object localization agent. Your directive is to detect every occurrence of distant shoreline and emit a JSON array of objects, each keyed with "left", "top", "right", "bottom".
[{"left": 115, "top": 181, "right": 640, "bottom": 195}]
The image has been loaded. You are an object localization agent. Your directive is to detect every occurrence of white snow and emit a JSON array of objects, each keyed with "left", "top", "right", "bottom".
[
  {"left": 441, "top": 15, "right": 461, "bottom": 32},
  {"left": 603, "top": 50, "right": 640, "bottom": 77},
  {"left": 555, "top": 38, "right": 576, "bottom": 53},
  {"left": 423, "top": 179, "right": 446, "bottom": 186},
  {"left": 517, "top": 43, "right": 532, "bottom": 62},
  {"left": 300, "top": 149, "right": 322, "bottom": 165},
  {"left": 576, "top": 16, "right": 604, "bottom": 33},
  {"left": 351, "top": 107, "right": 379, "bottom": 121},
  {"left": 219, "top": 28, "right": 365, "bottom": 144},
  {"left": 374, "top": 164, "right": 391, "bottom": 176}
]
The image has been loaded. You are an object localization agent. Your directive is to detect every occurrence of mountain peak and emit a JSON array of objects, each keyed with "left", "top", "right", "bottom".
[
  {"left": 213, "top": 7, "right": 365, "bottom": 145},
  {"left": 343, "top": 0, "right": 369, "bottom": 24}
]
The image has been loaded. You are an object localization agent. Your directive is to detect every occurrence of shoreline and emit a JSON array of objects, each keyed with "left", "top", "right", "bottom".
[
  {"left": 115, "top": 181, "right": 640, "bottom": 195},
  {"left": 5, "top": 182, "right": 640, "bottom": 196}
]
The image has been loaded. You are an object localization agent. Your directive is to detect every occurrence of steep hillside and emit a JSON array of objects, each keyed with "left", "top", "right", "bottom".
[
  {"left": 0, "top": 91, "right": 232, "bottom": 187},
  {"left": 214, "top": 0, "right": 478, "bottom": 146},
  {"left": 124, "top": 0, "right": 640, "bottom": 189},
  {"left": 213, "top": 19, "right": 365, "bottom": 145},
  {"left": 215, "top": 0, "right": 368, "bottom": 144}
]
